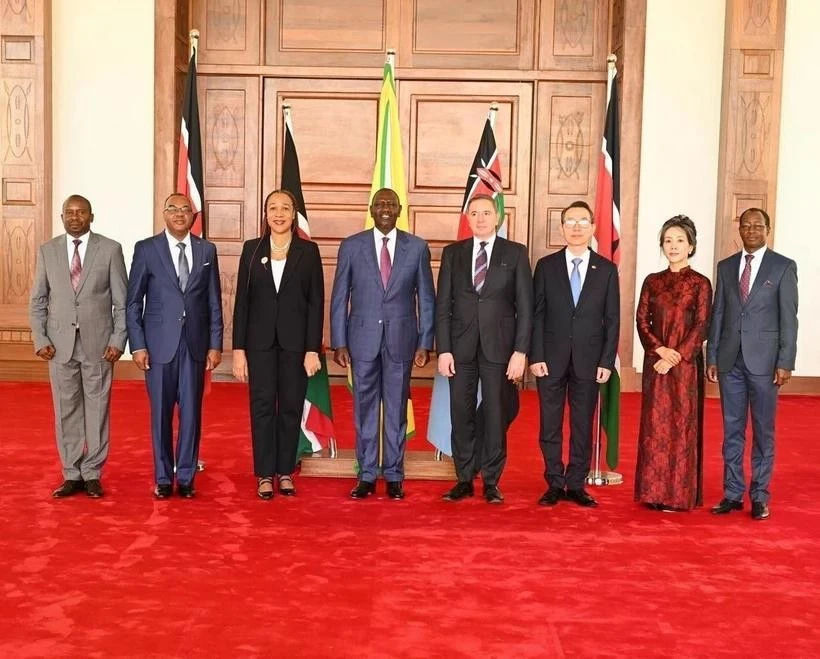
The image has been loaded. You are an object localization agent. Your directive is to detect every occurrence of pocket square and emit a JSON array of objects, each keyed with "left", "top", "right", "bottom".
[{"left": 203, "top": 262, "right": 211, "bottom": 266}]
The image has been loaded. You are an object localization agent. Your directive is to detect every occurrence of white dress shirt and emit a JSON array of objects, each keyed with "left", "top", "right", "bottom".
[
  {"left": 65, "top": 231, "right": 90, "bottom": 268},
  {"left": 472, "top": 234, "right": 497, "bottom": 275},
  {"left": 373, "top": 227, "right": 397, "bottom": 265},
  {"left": 165, "top": 230, "right": 192, "bottom": 277},
  {"left": 565, "top": 247, "right": 591, "bottom": 286},
  {"left": 739, "top": 245, "right": 767, "bottom": 289}
]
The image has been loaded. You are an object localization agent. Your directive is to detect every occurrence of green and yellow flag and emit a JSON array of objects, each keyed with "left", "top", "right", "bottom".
[{"left": 360, "top": 52, "right": 415, "bottom": 440}]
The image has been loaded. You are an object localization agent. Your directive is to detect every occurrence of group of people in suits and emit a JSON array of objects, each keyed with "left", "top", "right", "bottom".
[
  {"left": 30, "top": 190, "right": 797, "bottom": 519},
  {"left": 32, "top": 193, "right": 223, "bottom": 499}
]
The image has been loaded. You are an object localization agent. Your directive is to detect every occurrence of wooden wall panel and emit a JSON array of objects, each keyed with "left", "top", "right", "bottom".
[
  {"left": 538, "top": 0, "right": 609, "bottom": 71},
  {"left": 193, "top": 0, "right": 262, "bottom": 65},
  {"left": 399, "top": 81, "right": 533, "bottom": 262},
  {"left": 261, "top": 77, "right": 383, "bottom": 247},
  {"left": 198, "top": 76, "right": 260, "bottom": 349},
  {"left": 401, "top": 0, "right": 535, "bottom": 69},
  {"left": 714, "top": 0, "right": 785, "bottom": 261},
  {"left": 265, "top": 0, "right": 398, "bottom": 67},
  {"left": 0, "top": 0, "right": 49, "bottom": 355},
  {"left": 531, "top": 81, "right": 605, "bottom": 263}
]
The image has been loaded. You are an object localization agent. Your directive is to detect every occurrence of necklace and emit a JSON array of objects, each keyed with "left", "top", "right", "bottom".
[{"left": 271, "top": 237, "right": 291, "bottom": 254}]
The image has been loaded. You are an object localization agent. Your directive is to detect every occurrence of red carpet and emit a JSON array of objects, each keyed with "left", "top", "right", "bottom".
[{"left": 1, "top": 381, "right": 819, "bottom": 657}]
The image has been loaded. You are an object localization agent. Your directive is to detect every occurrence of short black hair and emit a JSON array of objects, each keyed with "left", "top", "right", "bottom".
[
  {"left": 63, "top": 194, "right": 93, "bottom": 214},
  {"left": 739, "top": 207, "right": 770, "bottom": 230},
  {"left": 561, "top": 200, "right": 594, "bottom": 224}
]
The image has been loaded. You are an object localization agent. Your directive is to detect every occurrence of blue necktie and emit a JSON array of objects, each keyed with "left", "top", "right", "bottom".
[{"left": 570, "top": 257, "right": 582, "bottom": 306}]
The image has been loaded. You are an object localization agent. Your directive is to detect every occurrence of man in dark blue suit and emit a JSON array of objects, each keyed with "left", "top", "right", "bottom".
[
  {"left": 330, "top": 188, "right": 435, "bottom": 500},
  {"left": 707, "top": 207, "right": 798, "bottom": 521},
  {"left": 126, "top": 193, "right": 224, "bottom": 498}
]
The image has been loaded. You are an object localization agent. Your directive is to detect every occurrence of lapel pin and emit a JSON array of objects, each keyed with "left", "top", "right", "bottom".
[
  {"left": 591, "top": 265, "right": 597, "bottom": 270},
  {"left": 261, "top": 257, "right": 269, "bottom": 265}
]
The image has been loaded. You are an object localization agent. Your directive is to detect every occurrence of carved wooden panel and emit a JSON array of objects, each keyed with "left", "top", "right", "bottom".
[
  {"left": 265, "top": 0, "right": 397, "bottom": 67},
  {"left": 261, "top": 77, "right": 383, "bottom": 246},
  {"left": 0, "top": 0, "right": 48, "bottom": 337},
  {"left": 198, "top": 76, "right": 260, "bottom": 348},
  {"left": 399, "top": 80, "right": 533, "bottom": 263},
  {"left": 539, "top": 0, "right": 609, "bottom": 71},
  {"left": 531, "top": 81, "right": 604, "bottom": 263},
  {"left": 193, "top": 0, "right": 262, "bottom": 65},
  {"left": 714, "top": 0, "right": 785, "bottom": 261},
  {"left": 401, "top": 0, "right": 535, "bottom": 69}
]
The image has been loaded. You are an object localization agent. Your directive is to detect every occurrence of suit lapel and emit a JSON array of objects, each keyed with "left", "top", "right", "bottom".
[
  {"left": 188, "top": 236, "right": 204, "bottom": 287},
  {"left": 461, "top": 239, "right": 477, "bottom": 293},
  {"left": 279, "top": 236, "right": 303, "bottom": 290},
  {"left": 154, "top": 233, "right": 180, "bottom": 289},
  {"left": 385, "top": 231, "right": 408, "bottom": 294},
  {"left": 745, "top": 250, "right": 772, "bottom": 305},
  {"left": 363, "top": 230, "right": 385, "bottom": 290},
  {"left": 556, "top": 248, "right": 575, "bottom": 308},
  {"left": 55, "top": 236, "right": 71, "bottom": 293},
  {"left": 576, "top": 249, "right": 598, "bottom": 308},
  {"left": 74, "top": 233, "right": 100, "bottom": 296},
  {"left": 481, "top": 237, "right": 505, "bottom": 294}
]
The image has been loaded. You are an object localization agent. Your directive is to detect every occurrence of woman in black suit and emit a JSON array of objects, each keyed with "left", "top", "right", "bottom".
[{"left": 232, "top": 189, "right": 324, "bottom": 499}]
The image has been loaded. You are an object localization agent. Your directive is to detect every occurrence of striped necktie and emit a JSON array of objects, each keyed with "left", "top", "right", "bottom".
[{"left": 474, "top": 241, "right": 488, "bottom": 293}]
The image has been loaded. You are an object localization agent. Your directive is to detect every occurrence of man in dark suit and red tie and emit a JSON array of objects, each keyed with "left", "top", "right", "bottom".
[
  {"left": 126, "top": 193, "right": 224, "bottom": 499},
  {"left": 707, "top": 207, "right": 798, "bottom": 521},
  {"left": 436, "top": 194, "right": 533, "bottom": 504},
  {"left": 529, "top": 200, "right": 620, "bottom": 508},
  {"left": 330, "top": 187, "right": 435, "bottom": 500}
]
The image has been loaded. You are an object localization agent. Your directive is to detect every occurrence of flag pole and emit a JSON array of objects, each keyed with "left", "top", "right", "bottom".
[
  {"left": 587, "top": 54, "right": 622, "bottom": 487},
  {"left": 189, "top": 27, "right": 205, "bottom": 474},
  {"left": 282, "top": 102, "right": 337, "bottom": 460}
]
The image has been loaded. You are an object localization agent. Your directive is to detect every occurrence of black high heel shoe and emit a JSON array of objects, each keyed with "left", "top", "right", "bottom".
[{"left": 257, "top": 477, "right": 274, "bottom": 500}]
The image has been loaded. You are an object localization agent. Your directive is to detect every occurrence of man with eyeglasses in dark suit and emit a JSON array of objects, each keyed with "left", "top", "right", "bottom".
[{"left": 530, "top": 200, "right": 620, "bottom": 509}]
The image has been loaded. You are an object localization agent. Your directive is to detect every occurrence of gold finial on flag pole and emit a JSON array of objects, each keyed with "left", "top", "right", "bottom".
[{"left": 189, "top": 29, "right": 200, "bottom": 62}]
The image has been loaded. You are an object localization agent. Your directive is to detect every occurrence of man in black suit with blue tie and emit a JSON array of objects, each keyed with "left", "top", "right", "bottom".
[
  {"left": 126, "top": 193, "right": 224, "bottom": 499},
  {"left": 707, "top": 207, "right": 798, "bottom": 521},
  {"left": 529, "top": 200, "right": 620, "bottom": 508}
]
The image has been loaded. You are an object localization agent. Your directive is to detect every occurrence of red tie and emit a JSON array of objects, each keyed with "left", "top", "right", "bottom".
[
  {"left": 70, "top": 239, "right": 82, "bottom": 292},
  {"left": 380, "top": 236, "right": 392, "bottom": 289},
  {"left": 739, "top": 254, "right": 753, "bottom": 303}
]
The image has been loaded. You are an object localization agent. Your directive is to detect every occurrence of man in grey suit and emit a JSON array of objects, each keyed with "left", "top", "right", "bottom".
[
  {"left": 30, "top": 194, "right": 128, "bottom": 498},
  {"left": 707, "top": 207, "right": 798, "bottom": 521},
  {"left": 330, "top": 188, "right": 435, "bottom": 500}
]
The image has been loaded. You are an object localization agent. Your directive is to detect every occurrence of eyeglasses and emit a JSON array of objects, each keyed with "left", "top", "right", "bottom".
[
  {"left": 563, "top": 219, "right": 591, "bottom": 228},
  {"left": 164, "top": 205, "right": 192, "bottom": 214}
]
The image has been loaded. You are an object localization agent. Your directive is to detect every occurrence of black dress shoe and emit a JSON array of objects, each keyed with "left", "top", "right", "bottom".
[
  {"left": 177, "top": 482, "right": 196, "bottom": 498},
  {"left": 52, "top": 479, "right": 84, "bottom": 498},
  {"left": 84, "top": 479, "right": 104, "bottom": 498},
  {"left": 154, "top": 483, "right": 173, "bottom": 499},
  {"left": 483, "top": 485, "right": 504, "bottom": 504},
  {"left": 442, "top": 481, "right": 474, "bottom": 501},
  {"left": 751, "top": 501, "right": 770, "bottom": 520},
  {"left": 538, "top": 487, "right": 566, "bottom": 506},
  {"left": 566, "top": 488, "right": 598, "bottom": 507},
  {"left": 711, "top": 498, "right": 743, "bottom": 514},
  {"left": 350, "top": 481, "right": 376, "bottom": 499},
  {"left": 386, "top": 481, "right": 405, "bottom": 500}
]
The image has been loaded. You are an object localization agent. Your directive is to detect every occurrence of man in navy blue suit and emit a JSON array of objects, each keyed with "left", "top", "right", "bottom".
[
  {"left": 707, "top": 207, "right": 798, "bottom": 521},
  {"left": 126, "top": 193, "right": 224, "bottom": 498},
  {"left": 330, "top": 188, "right": 435, "bottom": 500}
]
